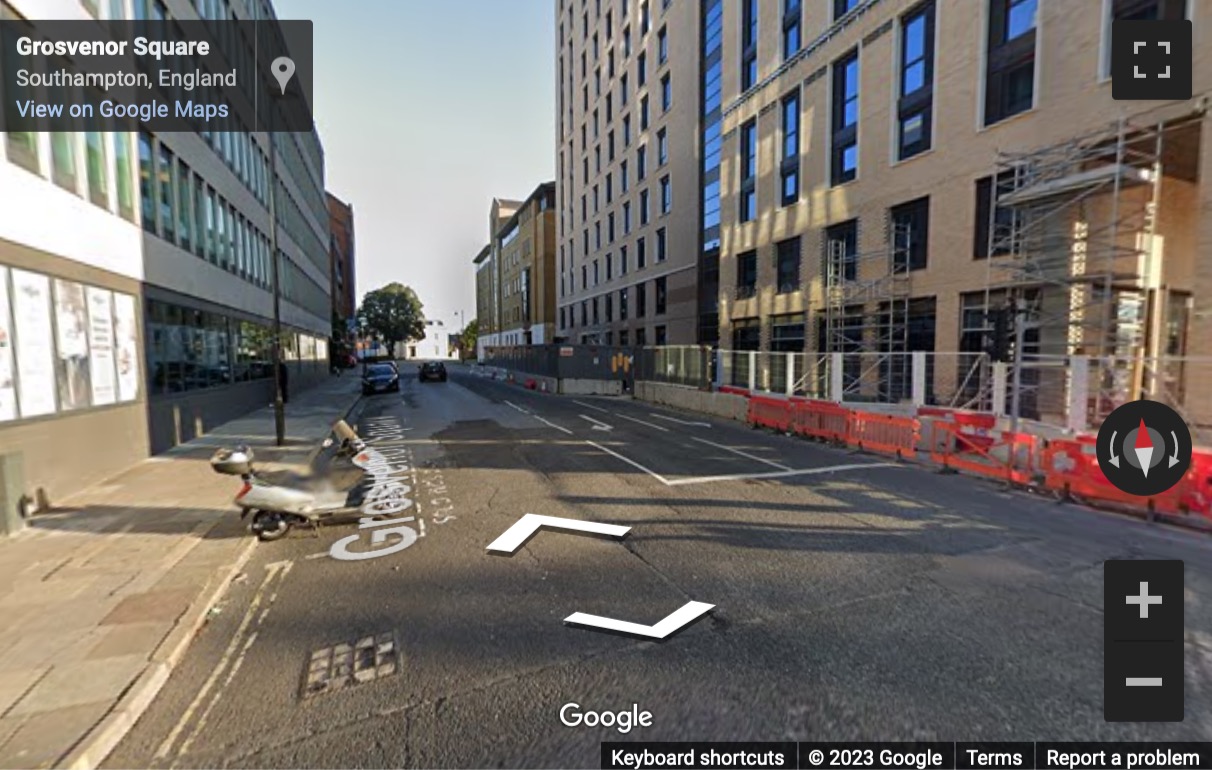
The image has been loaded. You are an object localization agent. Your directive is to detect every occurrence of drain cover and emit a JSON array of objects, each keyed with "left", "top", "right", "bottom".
[{"left": 301, "top": 631, "right": 400, "bottom": 699}]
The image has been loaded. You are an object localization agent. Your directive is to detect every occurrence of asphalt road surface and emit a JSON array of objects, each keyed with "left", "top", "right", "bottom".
[{"left": 107, "top": 363, "right": 1212, "bottom": 769}]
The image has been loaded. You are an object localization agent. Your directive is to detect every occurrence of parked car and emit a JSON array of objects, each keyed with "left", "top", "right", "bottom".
[
  {"left": 419, "top": 361, "right": 447, "bottom": 383},
  {"left": 362, "top": 363, "right": 400, "bottom": 395}
]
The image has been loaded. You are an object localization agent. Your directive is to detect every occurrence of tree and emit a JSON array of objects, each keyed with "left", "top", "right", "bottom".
[
  {"left": 357, "top": 283, "right": 426, "bottom": 357},
  {"left": 459, "top": 318, "right": 479, "bottom": 360}
]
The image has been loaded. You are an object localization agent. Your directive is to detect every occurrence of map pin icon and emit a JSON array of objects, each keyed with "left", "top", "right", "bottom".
[{"left": 271, "top": 56, "right": 295, "bottom": 95}]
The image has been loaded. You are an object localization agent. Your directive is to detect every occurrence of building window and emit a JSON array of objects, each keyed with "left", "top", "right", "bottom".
[
  {"left": 974, "top": 173, "right": 1018, "bottom": 259},
  {"left": 658, "top": 128, "right": 668, "bottom": 165},
  {"left": 636, "top": 327, "right": 647, "bottom": 346},
  {"left": 158, "top": 143, "right": 176, "bottom": 244},
  {"left": 661, "top": 74, "right": 672, "bottom": 111},
  {"left": 831, "top": 49, "right": 859, "bottom": 186},
  {"left": 84, "top": 131, "right": 109, "bottom": 208},
  {"left": 608, "top": 212, "right": 616, "bottom": 242},
  {"left": 621, "top": 74, "right": 629, "bottom": 107},
  {"left": 771, "top": 313, "right": 806, "bottom": 352},
  {"left": 620, "top": 287, "right": 629, "bottom": 320},
  {"left": 641, "top": 0, "right": 650, "bottom": 33},
  {"left": 607, "top": 172, "right": 614, "bottom": 201},
  {"left": 660, "top": 176, "right": 671, "bottom": 214},
  {"left": 624, "top": 25, "right": 631, "bottom": 56},
  {"left": 736, "top": 250, "right": 757, "bottom": 299},
  {"left": 622, "top": 159, "right": 630, "bottom": 191},
  {"left": 1102, "top": 1, "right": 1187, "bottom": 77},
  {"left": 641, "top": 95, "right": 650, "bottom": 129},
  {"left": 640, "top": 189, "right": 650, "bottom": 225},
  {"left": 741, "top": 0, "right": 758, "bottom": 90},
  {"left": 138, "top": 131, "right": 157, "bottom": 234},
  {"left": 623, "top": 114, "right": 632, "bottom": 146},
  {"left": 655, "top": 325, "right": 667, "bottom": 345},
  {"left": 783, "top": 0, "right": 802, "bottom": 60},
  {"left": 606, "top": 293, "right": 613, "bottom": 322},
  {"left": 776, "top": 237, "right": 801, "bottom": 293},
  {"left": 825, "top": 219, "right": 858, "bottom": 282},
  {"left": 890, "top": 196, "right": 930, "bottom": 271},
  {"left": 621, "top": 244, "right": 629, "bottom": 273},
  {"left": 781, "top": 91, "right": 800, "bottom": 206},
  {"left": 637, "top": 236, "right": 647, "bottom": 269},
  {"left": 176, "top": 159, "right": 193, "bottom": 253},
  {"left": 984, "top": 0, "right": 1036, "bottom": 125},
  {"left": 638, "top": 51, "right": 647, "bottom": 86},
  {"left": 620, "top": 330, "right": 630, "bottom": 346},
  {"left": 638, "top": 144, "right": 648, "bottom": 178},
  {"left": 112, "top": 133, "right": 135, "bottom": 221},
  {"left": 656, "top": 227, "right": 666, "bottom": 261},
  {"left": 740, "top": 119, "right": 757, "bottom": 222},
  {"left": 658, "top": 25, "right": 668, "bottom": 63},
  {"left": 834, "top": 0, "right": 859, "bottom": 19},
  {"left": 637, "top": 282, "right": 647, "bottom": 317},
  {"left": 655, "top": 277, "right": 667, "bottom": 315},
  {"left": 898, "top": 1, "right": 935, "bottom": 160}
]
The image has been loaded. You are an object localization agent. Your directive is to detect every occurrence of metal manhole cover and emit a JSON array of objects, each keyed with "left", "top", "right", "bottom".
[{"left": 301, "top": 631, "right": 400, "bottom": 699}]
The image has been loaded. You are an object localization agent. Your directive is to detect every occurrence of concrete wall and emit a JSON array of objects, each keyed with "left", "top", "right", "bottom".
[
  {"left": 561, "top": 379, "right": 623, "bottom": 396},
  {"left": 634, "top": 381, "right": 749, "bottom": 422}
]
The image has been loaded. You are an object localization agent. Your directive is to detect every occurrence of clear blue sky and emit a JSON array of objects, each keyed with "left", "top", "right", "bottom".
[{"left": 275, "top": 0, "right": 556, "bottom": 329}]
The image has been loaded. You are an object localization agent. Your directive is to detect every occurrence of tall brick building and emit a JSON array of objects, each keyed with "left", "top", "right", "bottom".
[
  {"left": 557, "top": 0, "right": 1212, "bottom": 429},
  {"left": 327, "top": 192, "right": 356, "bottom": 332}
]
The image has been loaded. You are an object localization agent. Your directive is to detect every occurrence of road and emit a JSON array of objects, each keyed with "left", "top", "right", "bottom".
[{"left": 107, "top": 363, "right": 1212, "bottom": 769}]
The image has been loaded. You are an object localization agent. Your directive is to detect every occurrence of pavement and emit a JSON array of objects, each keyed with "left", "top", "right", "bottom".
[
  {"left": 0, "top": 374, "right": 363, "bottom": 770},
  {"left": 88, "top": 361, "right": 1212, "bottom": 769}
]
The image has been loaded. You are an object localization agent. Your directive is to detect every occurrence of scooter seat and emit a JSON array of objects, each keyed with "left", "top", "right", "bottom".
[{"left": 255, "top": 469, "right": 328, "bottom": 491}]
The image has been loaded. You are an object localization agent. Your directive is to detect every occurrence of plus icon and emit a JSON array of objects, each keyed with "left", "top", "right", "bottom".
[
  {"left": 1126, "top": 581, "right": 1163, "bottom": 619},
  {"left": 1112, "top": 19, "right": 1192, "bottom": 100}
]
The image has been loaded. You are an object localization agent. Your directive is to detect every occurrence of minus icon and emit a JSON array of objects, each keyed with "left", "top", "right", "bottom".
[{"left": 1126, "top": 677, "right": 1164, "bottom": 686}]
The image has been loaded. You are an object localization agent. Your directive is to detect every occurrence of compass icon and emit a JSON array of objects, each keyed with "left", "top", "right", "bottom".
[{"left": 1097, "top": 400, "right": 1192, "bottom": 496}]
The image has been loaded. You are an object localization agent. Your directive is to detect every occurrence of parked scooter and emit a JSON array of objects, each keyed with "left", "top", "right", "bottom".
[{"left": 210, "top": 420, "right": 369, "bottom": 541}]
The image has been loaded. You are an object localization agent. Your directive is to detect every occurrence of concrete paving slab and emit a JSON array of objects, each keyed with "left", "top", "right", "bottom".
[
  {"left": 0, "top": 667, "right": 49, "bottom": 718},
  {"left": 0, "top": 702, "right": 110, "bottom": 769},
  {"left": 7, "top": 655, "right": 146, "bottom": 717},
  {"left": 99, "top": 589, "right": 196, "bottom": 626},
  {"left": 85, "top": 623, "right": 174, "bottom": 662}
]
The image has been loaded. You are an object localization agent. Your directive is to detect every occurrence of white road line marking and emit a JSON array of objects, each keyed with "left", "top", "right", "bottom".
[
  {"left": 651, "top": 413, "right": 712, "bottom": 428},
  {"left": 692, "top": 437, "right": 792, "bottom": 471},
  {"left": 573, "top": 399, "right": 610, "bottom": 414},
  {"left": 505, "top": 398, "right": 574, "bottom": 434},
  {"left": 156, "top": 560, "right": 293, "bottom": 761},
  {"left": 579, "top": 414, "right": 614, "bottom": 431},
  {"left": 487, "top": 513, "right": 631, "bottom": 554},
  {"left": 663, "top": 463, "right": 899, "bottom": 487},
  {"left": 615, "top": 413, "right": 670, "bottom": 432},
  {"left": 535, "top": 415, "right": 575, "bottom": 435},
  {"left": 585, "top": 441, "right": 672, "bottom": 485},
  {"left": 574, "top": 400, "right": 670, "bottom": 432}
]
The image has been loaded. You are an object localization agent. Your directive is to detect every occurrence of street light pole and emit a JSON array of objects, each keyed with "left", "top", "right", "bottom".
[{"left": 268, "top": 100, "right": 285, "bottom": 446}]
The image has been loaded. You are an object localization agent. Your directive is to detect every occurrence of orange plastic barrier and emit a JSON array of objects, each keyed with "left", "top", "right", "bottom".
[
  {"left": 1178, "top": 450, "right": 1212, "bottom": 517},
  {"left": 791, "top": 400, "right": 851, "bottom": 443},
  {"left": 1040, "top": 438, "right": 1189, "bottom": 516},
  {"left": 847, "top": 412, "right": 918, "bottom": 459},
  {"left": 929, "top": 422, "right": 1037, "bottom": 485},
  {"left": 747, "top": 396, "right": 793, "bottom": 432}
]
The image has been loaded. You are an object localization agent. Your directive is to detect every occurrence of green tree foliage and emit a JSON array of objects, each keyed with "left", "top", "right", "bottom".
[
  {"left": 357, "top": 283, "right": 426, "bottom": 355},
  {"left": 459, "top": 318, "right": 479, "bottom": 360}
]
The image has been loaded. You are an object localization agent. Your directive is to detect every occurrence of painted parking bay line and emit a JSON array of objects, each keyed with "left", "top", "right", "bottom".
[
  {"left": 663, "top": 462, "right": 901, "bottom": 487},
  {"left": 651, "top": 413, "right": 712, "bottom": 428},
  {"left": 692, "top": 436, "right": 791, "bottom": 471}
]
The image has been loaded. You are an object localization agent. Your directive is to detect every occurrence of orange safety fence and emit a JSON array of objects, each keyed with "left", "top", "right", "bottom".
[
  {"left": 846, "top": 412, "right": 918, "bottom": 459},
  {"left": 929, "top": 421, "right": 1037, "bottom": 485},
  {"left": 791, "top": 400, "right": 851, "bottom": 443},
  {"left": 747, "top": 396, "right": 794, "bottom": 432},
  {"left": 1039, "top": 438, "right": 1190, "bottom": 516}
]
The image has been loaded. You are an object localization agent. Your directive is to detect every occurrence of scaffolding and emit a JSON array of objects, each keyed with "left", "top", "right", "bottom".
[
  {"left": 804, "top": 220, "right": 914, "bottom": 401},
  {"left": 982, "top": 117, "right": 1167, "bottom": 427}
]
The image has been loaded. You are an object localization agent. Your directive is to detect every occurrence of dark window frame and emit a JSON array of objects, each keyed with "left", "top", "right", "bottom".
[
  {"left": 830, "top": 49, "right": 859, "bottom": 186},
  {"left": 740, "top": 118, "right": 757, "bottom": 222},
  {"left": 890, "top": 196, "right": 930, "bottom": 272},
  {"left": 898, "top": 0, "right": 935, "bottom": 160},
  {"left": 984, "top": 0, "right": 1037, "bottom": 126},
  {"left": 780, "top": 90, "right": 800, "bottom": 206}
]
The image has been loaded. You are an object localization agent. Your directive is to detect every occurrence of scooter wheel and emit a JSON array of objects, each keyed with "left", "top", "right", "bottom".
[{"left": 251, "top": 511, "right": 292, "bottom": 542}]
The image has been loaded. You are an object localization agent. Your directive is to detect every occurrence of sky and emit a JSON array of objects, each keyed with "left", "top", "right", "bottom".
[{"left": 274, "top": 0, "right": 556, "bottom": 330}]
